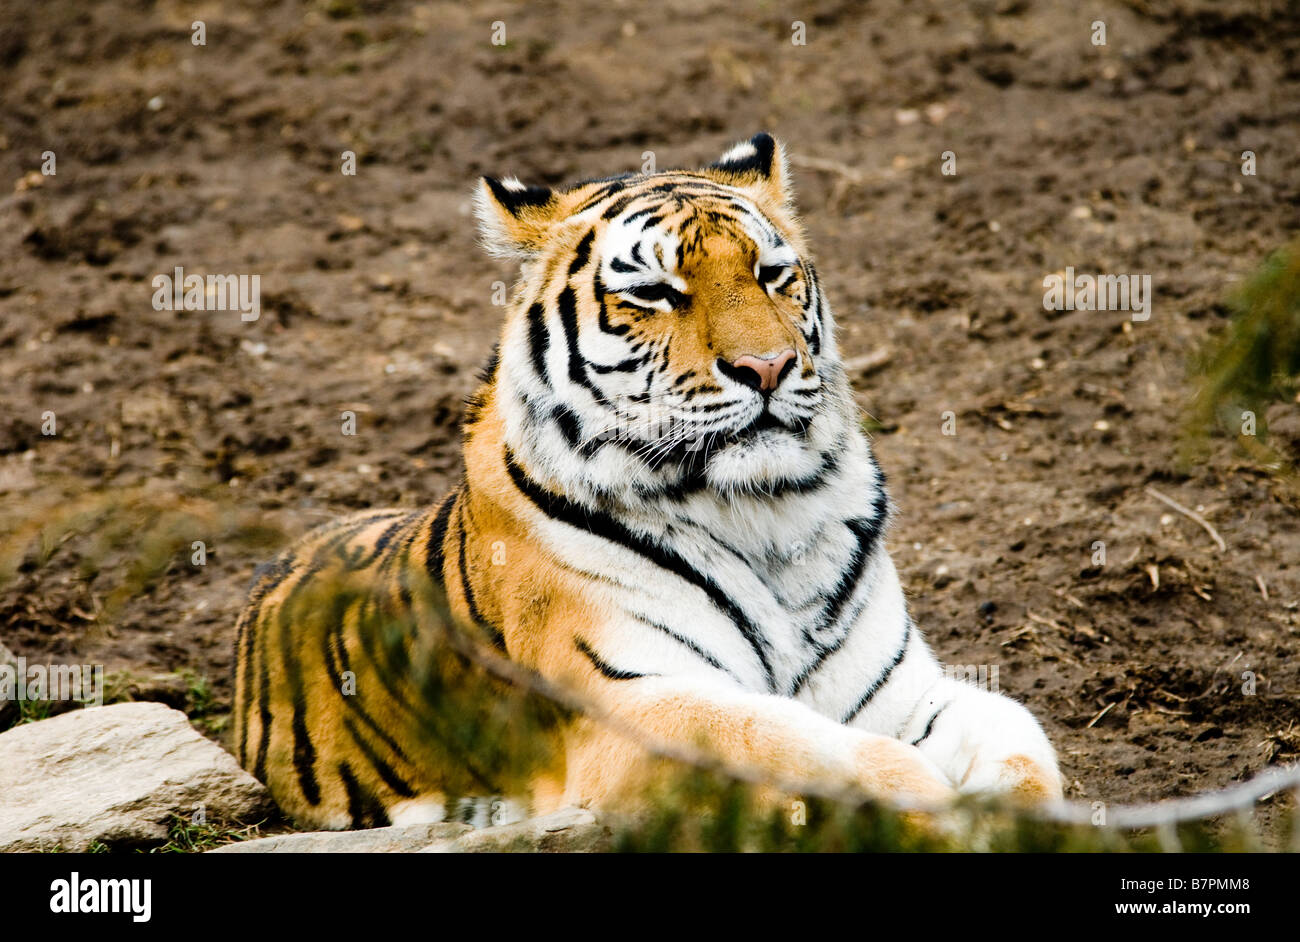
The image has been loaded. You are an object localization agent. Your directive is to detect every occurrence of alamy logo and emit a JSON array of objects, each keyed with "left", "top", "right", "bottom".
[
  {"left": 891, "top": 663, "right": 1002, "bottom": 702},
  {"left": 0, "top": 658, "right": 103, "bottom": 707},
  {"left": 1042, "top": 266, "right": 1151, "bottom": 321},
  {"left": 943, "top": 662, "right": 999, "bottom": 693},
  {"left": 50, "top": 872, "right": 151, "bottom": 922},
  {"left": 151, "top": 266, "right": 261, "bottom": 322}
]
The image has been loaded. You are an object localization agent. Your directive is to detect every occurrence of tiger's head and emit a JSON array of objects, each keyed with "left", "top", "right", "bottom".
[{"left": 473, "top": 133, "right": 853, "bottom": 505}]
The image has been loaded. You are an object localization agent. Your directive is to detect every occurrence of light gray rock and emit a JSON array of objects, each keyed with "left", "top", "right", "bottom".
[
  {"left": 209, "top": 806, "right": 610, "bottom": 853},
  {"left": 210, "top": 821, "right": 473, "bottom": 853},
  {"left": 424, "top": 807, "right": 610, "bottom": 853},
  {"left": 0, "top": 701, "right": 271, "bottom": 852}
]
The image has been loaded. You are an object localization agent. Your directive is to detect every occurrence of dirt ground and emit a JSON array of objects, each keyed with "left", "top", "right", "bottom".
[{"left": 2, "top": 0, "right": 1299, "bottom": 842}]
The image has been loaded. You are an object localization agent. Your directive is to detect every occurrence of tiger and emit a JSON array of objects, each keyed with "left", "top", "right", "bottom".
[{"left": 232, "top": 133, "right": 1063, "bottom": 831}]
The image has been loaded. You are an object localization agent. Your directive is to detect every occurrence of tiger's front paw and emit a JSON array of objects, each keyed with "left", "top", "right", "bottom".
[
  {"left": 958, "top": 751, "right": 1063, "bottom": 805},
  {"left": 905, "top": 681, "right": 1063, "bottom": 807},
  {"left": 852, "top": 734, "right": 957, "bottom": 807}
]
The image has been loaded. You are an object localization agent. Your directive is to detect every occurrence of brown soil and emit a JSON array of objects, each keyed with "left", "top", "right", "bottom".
[{"left": 2, "top": 0, "right": 1299, "bottom": 841}]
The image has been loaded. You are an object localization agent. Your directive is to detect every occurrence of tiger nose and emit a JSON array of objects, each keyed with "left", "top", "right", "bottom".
[{"left": 722, "top": 349, "right": 797, "bottom": 393}]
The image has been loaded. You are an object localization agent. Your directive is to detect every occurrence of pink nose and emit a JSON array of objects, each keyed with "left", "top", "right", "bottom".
[{"left": 726, "top": 349, "right": 797, "bottom": 393}]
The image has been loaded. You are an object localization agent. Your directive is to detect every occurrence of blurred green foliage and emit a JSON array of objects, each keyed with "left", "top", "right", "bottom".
[
  {"left": 1190, "top": 238, "right": 1300, "bottom": 446},
  {"left": 0, "top": 482, "right": 285, "bottom": 620},
  {"left": 2, "top": 485, "right": 1294, "bottom": 852}
]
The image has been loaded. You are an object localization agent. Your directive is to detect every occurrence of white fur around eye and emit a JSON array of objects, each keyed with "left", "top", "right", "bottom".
[
  {"left": 755, "top": 262, "right": 796, "bottom": 295},
  {"left": 599, "top": 214, "right": 683, "bottom": 288}
]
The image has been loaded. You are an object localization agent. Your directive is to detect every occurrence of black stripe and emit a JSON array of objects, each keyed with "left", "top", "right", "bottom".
[
  {"left": 343, "top": 715, "right": 417, "bottom": 798},
  {"left": 630, "top": 612, "right": 736, "bottom": 680},
  {"left": 557, "top": 285, "right": 604, "bottom": 400},
  {"left": 677, "top": 399, "right": 735, "bottom": 415},
  {"left": 339, "top": 515, "right": 410, "bottom": 570},
  {"left": 910, "top": 701, "right": 951, "bottom": 747},
  {"left": 842, "top": 618, "right": 912, "bottom": 724},
  {"left": 235, "top": 556, "right": 290, "bottom": 767},
  {"left": 234, "top": 617, "right": 249, "bottom": 766},
  {"left": 484, "top": 176, "right": 551, "bottom": 211},
  {"left": 424, "top": 491, "right": 458, "bottom": 585},
  {"left": 505, "top": 450, "right": 775, "bottom": 690},
  {"left": 309, "top": 513, "right": 402, "bottom": 572},
  {"left": 323, "top": 589, "right": 355, "bottom": 687},
  {"left": 288, "top": 513, "right": 382, "bottom": 550},
  {"left": 550, "top": 404, "right": 582, "bottom": 448},
  {"left": 337, "top": 759, "right": 388, "bottom": 829},
  {"left": 279, "top": 563, "right": 324, "bottom": 805},
  {"left": 805, "top": 264, "right": 824, "bottom": 356},
  {"left": 314, "top": 511, "right": 406, "bottom": 543},
  {"left": 374, "top": 511, "right": 420, "bottom": 573},
  {"left": 353, "top": 590, "right": 421, "bottom": 720},
  {"left": 589, "top": 354, "right": 646, "bottom": 374},
  {"left": 319, "top": 602, "right": 416, "bottom": 769},
  {"left": 765, "top": 448, "right": 839, "bottom": 501},
  {"left": 576, "top": 636, "right": 649, "bottom": 681},
  {"left": 601, "top": 194, "right": 638, "bottom": 220},
  {"left": 795, "top": 592, "right": 871, "bottom": 693},
  {"left": 392, "top": 526, "right": 422, "bottom": 611},
  {"left": 526, "top": 301, "right": 550, "bottom": 385},
  {"left": 252, "top": 566, "right": 353, "bottom": 791},
  {"left": 252, "top": 519, "right": 388, "bottom": 787},
  {"left": 346, "top": 589, "right": 493, "bottom": 791},
  {"left": 644, "top": 180, "right": 728, "bottom": 197},
  {"left": 252, "top": 602, "right": 274, "bottom": 783},
  {"left": 568, "top": 229, "right": 595, "bottom": 275},
  {"left": 621, "top": 206, "right": 656, "bottom": 226},
  {"left": 657, "top": 444, "right": 839, "bottom": 505},
  {"left": 790, "top": 499, "right": 889, "bottom": 696},
  {"left": 455, "top": 503, "right": 485, "bottom": 624},
  {"left": 594, "top": 275, "right": 630, "bottom": 336},
  {"left": 570, "top": 178, "right": 631, "bottom": 215},
  {"left": 238, "top": 553, "right": 296, "bottom": 768},
  {"left": 342, "top": 569, "right": 498, "bottom": 793},
  {"left": 456, "top": 499, "right": 507, "bottom": 651}
]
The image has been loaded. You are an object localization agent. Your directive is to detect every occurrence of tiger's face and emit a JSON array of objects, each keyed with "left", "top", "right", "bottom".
[{"left": 475, "top": 134, "right": 848, "bottom": 503}]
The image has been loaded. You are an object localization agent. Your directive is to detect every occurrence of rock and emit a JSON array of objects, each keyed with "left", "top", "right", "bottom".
[
  {"left": 209, "top": 807, "right": 610, "bottom": 854},
  {"left": 425, "top": 807, "right": 610, "bottom": 853},
  {"left": 0, "top": 701, "right": 271, "bottom": 852},
  {"left": 209, "top": 821, "right": 472, "bottom": 854}
]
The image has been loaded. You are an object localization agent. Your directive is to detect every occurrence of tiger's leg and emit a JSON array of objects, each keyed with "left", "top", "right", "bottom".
[
  {"left": 553, "top": 675, "right": 957, "bottom": 813},
  {"left": 807, "top": 550, "right": 1061, "bottom": 805},
  {"left": 899, "top": 675, "right": 1063, "bottom": 804}
]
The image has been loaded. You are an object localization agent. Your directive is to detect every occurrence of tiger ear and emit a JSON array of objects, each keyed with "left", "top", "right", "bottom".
[
  {"left": 473, "top": 176, "right": 558, "bottom": 258},
  {"left": 703, "top": 133, "right": 793, "bottom": 209}
]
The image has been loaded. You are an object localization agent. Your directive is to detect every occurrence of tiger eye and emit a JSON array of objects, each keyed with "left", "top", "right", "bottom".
[{"left": 626, "top": 284, "right": 687, "bottom": 308}]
